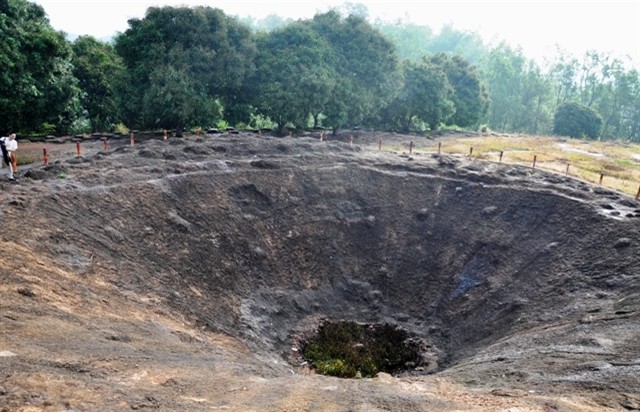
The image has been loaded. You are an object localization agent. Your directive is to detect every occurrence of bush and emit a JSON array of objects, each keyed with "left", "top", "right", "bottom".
[
  {"left": 553, "top": 102, "right": 603, "bottom": 139},
  {"left": 301, "top": 321, "right": 423, "bottom": 378},
  {"left": 115, "top": 123, "right": 129, "bottom": 134}
]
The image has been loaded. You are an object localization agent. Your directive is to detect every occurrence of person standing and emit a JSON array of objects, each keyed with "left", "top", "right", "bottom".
[{"left": 0, "top": 133, "right": 17, "bottom": 181}]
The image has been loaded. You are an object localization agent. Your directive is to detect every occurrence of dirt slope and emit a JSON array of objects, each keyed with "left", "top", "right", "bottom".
[{"left": 1, "top": 132, "right": 639, "bottom": 411}]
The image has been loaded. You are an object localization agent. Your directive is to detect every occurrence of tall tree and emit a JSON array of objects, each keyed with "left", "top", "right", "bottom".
[
  {"left": 427, "top": 53, "right": 489, "bottom": 128},
  {"left": 425, "top": 24, "right": 487, "bottom": 64},
  {"left": 309, "top": 11, "right": 401, "bottom": 132},
  {"left": 377, "top": 59, "right": 454, "bottom": 132},
  {"left": 0, "top": 0, "right": 80, "bottom": 134},
  {"left": 376, "top": 22, "right": 434, "bottom": 63},
  {"left": 252, "top": 22, "right": 337, "bottom": 133},
  {"left": 481, "top": 44, "right": 526, "bottom": 132},
  {"left": 115, "top": 6, "right": 256, "bottom": 131},
  {"left": 72, "top": 36, "right": 125, "bottom": 132}
]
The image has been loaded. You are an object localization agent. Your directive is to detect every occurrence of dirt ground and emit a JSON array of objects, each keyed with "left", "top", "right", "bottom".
[{"left": 0, "top": 131, "right": 639, "bottom": 411}]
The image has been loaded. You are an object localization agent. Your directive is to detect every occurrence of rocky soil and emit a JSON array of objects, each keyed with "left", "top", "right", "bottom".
[{"left": 0, "top": 131, "right": 639, "bottom": 411}]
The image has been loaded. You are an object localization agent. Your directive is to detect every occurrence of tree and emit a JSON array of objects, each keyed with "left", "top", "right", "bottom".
[
  {"left": 377, "top": 60, "right": 454, "bottom": 132},
  {"left": 553, "top": 101, "right": 603, "bottom": 139},
  {"left": 376, "top": 22, "right": 434, "bottom": 63},
  {"left": 252, "top": 22, "right": 337, "bottom": 133},
  {"left": 514, "top": 61, "right": 554, "bottom": 134},
  {"left": 142, "top": 64, "right": 222, "bottom": 134},
  {"left": 0, "top": 0, "right": 80, "bottom": 134},
  {"left": 425, "top": 24, "right": 487, "bottom": 64},
  {"left": 115, "top": 6, "right": 256, "bottom": 130},
  {"left": 545, "top": 48, "right": 579, "bottom": 107},
  {"left": 480, "top": 44, "right": 526, "bottom": 132},
  {"left": 309, "top": 12, "right": 401, "bottom": 132},
  {"left": 72, "top": 36, "right": 125, "bottom": 132},
  {"left": 427, "top": 53, "right": 489, "bottom": 128}
]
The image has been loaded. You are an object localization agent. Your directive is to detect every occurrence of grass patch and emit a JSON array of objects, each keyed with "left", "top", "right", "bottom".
[
  {"left": 301, "top": 320, "right": 424, "bottom": 379},
  {"left": 16, "top": 153, "right": 40, "bottom": 166},
  {"left": 369, "top": 134, "right": 640, "bottom": 195}
]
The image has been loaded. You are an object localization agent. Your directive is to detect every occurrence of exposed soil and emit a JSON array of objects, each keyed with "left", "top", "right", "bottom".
[{"left": 1, "top": 131, "right": 639, "bottom": 411}]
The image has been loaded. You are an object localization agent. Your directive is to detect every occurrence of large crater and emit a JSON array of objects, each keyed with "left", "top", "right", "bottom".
[{"left": 2, "top": 132, "right": 639, "bottom": 410}]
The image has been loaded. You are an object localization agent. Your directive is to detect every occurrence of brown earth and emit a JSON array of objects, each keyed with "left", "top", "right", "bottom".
[{"left": 1, "top": 131, "right": 639, "bottom": 411}]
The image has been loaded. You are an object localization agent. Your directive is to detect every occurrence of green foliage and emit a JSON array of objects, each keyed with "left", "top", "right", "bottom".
[
  {"left": 141, "top": 64, "right": 223, "bottom": 131},
  {"left": 215, "top": 119, "right": 229, "bottom": 130},
  {"left": 248, "top": 113, "right": 275, "bottom": 130},
  {"left": 377, "top": 60, "right": 454, "bottom": 132},
  {"left": 69, "top": 117, "right": 92, "bottom": 135},
  {"left": 427, "top": 53, "right": 489, "bottom": 128},
  {"left": 3, "top": 1, "right": 635, "bottom": 142},
  {"left": 553, "top": 101, "right": 603, "bottom": 139},
  {"left": 0, "top": 0, "right": 81, "bottom": 135},
  {"left": 376, "top": 22, "right": 488, "bottom": 65},
  {"left": 39, "top": 123, "right": 57, "bottom": 136},
  {"left": 376, "top": 22, "right": 434, "bottom": 62},
  {"left": 479, "top": 43, "right": 554, "bottom": 135},
  {"left": 309, "top": 12, "right": 401, "bottom": 132},
  {"left": 302, "top": 321, "right": 422, "bottom": 379},
  {"left": 72, "top": 36, "right": 125, "bottom": 132},
  {"left": 114, "top": 123, "right": 129, "bottom": 134},
  {"left": 115, "top": 6, "right": 256, "bottom": 131},
  {"left": 252, "top": 22, "right": 337, "bottom": 133}
]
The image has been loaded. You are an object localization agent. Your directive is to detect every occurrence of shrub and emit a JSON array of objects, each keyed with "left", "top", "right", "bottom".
[
  {"left": 115, "top": 123, "right": 129, "bottom": 134},
  {"left": 553, "top": 102, "right": 603, "bottom": 139},
  {"left": 301, "top": 321, "right": 423, "bottom": 378}
]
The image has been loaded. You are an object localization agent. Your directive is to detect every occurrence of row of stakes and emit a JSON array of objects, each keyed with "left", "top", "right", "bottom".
[
  {"left": 337, "top": 133, "right": 639, "bottom": 201},
  {"left": 40, "top": 131, "right": 640, "bottom": 201}
]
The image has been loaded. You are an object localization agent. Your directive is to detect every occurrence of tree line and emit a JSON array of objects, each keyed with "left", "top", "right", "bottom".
[{"left": 1, "top": 0, "right": 638, "bottom": 141}]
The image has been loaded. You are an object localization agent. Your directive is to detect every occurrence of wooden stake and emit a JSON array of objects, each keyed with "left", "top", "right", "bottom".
[
  {"left": 43, "top": 148, "right": 48, "bottom": 166},
  {"left": 438, "top": 142, "right": 441, "bottom": 154},
  {"left": 163, "top": 129, "right": 168, "bottom": 140},
  {"left": 469, "top": 147, "right": 473, "bottom": 158},
  {"left": 409, "top": 141, "right": 413, "bottom": 154},
  {"left": 636, "top": 184, "right": 640, "bottom": 201},
  {"left": 532, "top": 155, "right": 537, "bottom": 169},
  {"left": 599, "top": 173, "right": 604, "bottom": 185},
  {"left": 130, "top": 131, "right": 135, "bottom": 146},
  {"left": 499, "top": 151, "right": 504, "bottom": 162},
  {"left": 565, "top": 163, "right": 570, "bottom": 176},
  {"left": 378, "top": 138, "right": 382, "bottom": 150},
  {"left": 103, "top": 139, "right": 109, "bottom": 152},
  {"left": 76, "top": 142, "right": 81, "bottom": 157}
]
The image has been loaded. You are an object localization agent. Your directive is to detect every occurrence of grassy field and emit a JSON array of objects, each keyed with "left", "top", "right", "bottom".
[{"left": 382, "top": 134, "right": 640, "bottom": 198}]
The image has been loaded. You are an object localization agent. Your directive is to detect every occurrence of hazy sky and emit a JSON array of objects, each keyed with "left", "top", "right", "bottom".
[{"left": 30, "top": 0, "right": 640, "bottom": 69}]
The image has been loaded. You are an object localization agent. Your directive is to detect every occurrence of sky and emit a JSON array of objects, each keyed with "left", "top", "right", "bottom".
[{"left": 30, "top": 0, "right": 640, "bottom": 70}]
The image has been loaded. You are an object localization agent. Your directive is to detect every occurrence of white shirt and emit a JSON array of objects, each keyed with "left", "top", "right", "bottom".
[{"left": 5, "top": 139, "right": 17, "bottom": 153}]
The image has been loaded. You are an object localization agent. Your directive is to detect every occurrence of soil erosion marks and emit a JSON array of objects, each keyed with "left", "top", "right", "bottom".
[{"left": 1, "top": 133, "right": 639, "bottom": 411}]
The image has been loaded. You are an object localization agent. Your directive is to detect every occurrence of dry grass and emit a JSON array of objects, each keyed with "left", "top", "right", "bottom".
[{"left": 382, "top": 134, "right": 640, "bottom": 197}]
